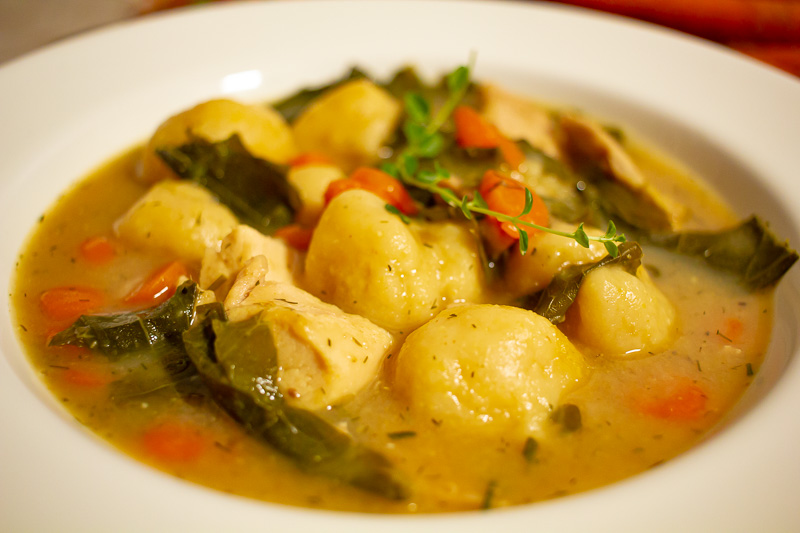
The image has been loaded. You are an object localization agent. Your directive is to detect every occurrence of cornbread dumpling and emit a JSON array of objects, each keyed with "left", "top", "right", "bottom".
[
  {"left": 115, "top": 180, "right": 238, "bottom": 262},
  {"left": 505, "top": 220, "right": 608, "bottom": 297},
  {"left": 292, "top": 79, "right": 401, "bottom": 171},
  {"left": 304, "top": 189, "right": 484, "bottom": 331},
  {"left": 568, "top": 266, "right": 678, "bottom": 356},
  {"left": 394, "top": 304, "right": 587, "bottom": 434},
  {"left": 286, "top": 164, "right": 346, "bottom": 224},
  {"left": 141, "top": 99, "right": 297, "bottom": 183}
]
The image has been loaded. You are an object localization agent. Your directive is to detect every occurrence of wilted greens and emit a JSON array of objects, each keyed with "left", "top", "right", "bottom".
[
  {"left": 158, "top": 135, "right": 298, "bottom": 235},
  {"left": 49, "top": 281, "right": 198, "bottom": 359},
  {"left": 183, "top": 312, "right": 408, "bottom": 500},
  {"left": 531, "top": 241, "right": 643, "bottom": 324}
]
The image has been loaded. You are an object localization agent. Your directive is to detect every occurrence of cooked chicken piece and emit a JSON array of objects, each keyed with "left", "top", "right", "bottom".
[
  {"left": 479, "top": 84, "right": 560, "bottom": 158},
  {"left": 559, "top": 113, "right": 687, "bottom": 231},
  {"left": 224, "top": 257, "right": 395, "bottom": 410},
  {"left": 200, "top": 224, "right": 295, "bottom": 299}
]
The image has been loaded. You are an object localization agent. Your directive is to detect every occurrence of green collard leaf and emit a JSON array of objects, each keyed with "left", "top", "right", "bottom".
[
  {"left": 158, "top": 135, "right": 298, "bottom": 235},
  {"left": 381, "top": 67, "right": 427, "bottom": 100},
  {"left": 574, "top": 223, "right": 590, "bottom": 248},
  {"left": 50, "top": 281, "right": 198, "bottom": 359},
  {"left": 447, "top": 65, "right": 470, "bottom": 94},
  {"left": 182, "top": 314, "right": 408, "bottom": 500},
  {"left": 385, "top": 204, "right": 411, "bottom": 224},
  {"left": 519, "top": 229, "right": 530, "bottom": 255},
  {"left": 532, "top": 241, "right": 643, "bottom": 324},
  {"left": 404, "top": 92, "right": 430, "bottom": 124},
  {"left": 645, "top": 216, "right": 798, "bottom": 290}
]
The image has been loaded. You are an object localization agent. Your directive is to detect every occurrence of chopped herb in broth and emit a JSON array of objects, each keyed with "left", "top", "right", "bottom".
[{"left": 10, "top": 64, "right": 795, "bottom": 513}]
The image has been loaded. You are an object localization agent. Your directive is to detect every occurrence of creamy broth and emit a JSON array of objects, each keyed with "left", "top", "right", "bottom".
[{"left": 10, "top": 71, "right": 787, "bottom": 512}]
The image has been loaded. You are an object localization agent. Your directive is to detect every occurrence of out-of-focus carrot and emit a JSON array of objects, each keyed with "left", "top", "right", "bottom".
[
  {"left": 290, "top": 152, "right": 335, "bottom": 168},
  {"left": 325, "top": 167, "right": 418, "bottom": 215},
  {"left": 454, "top": 106, "right": 502, "bottom": 148},
  {"left": 60, "top": 367, "right": 114, "bottom": 388},
  {"left": 637, "top": 380, "right": 708, "bottom": 421},
  {"left": 497, "top": 136, "right": 526, "bottom": 171},
  {"left": 79, "top": 236, "right": 116, "bottom": 266},
  {"left": 454, "top": 106, "right": 526, "bottom": 170},
  {"left": 544, "top": 0, "right": 800, "bottom": 42},
  {"left": 718, "top": 317, "right": 744, "bottom": 343},
  {"left": 274, "top": 224, "right": 314, "bottom": 251},
  {"left": 124, "top": 261, "right": 188, "bottom": 307},
  {"left": 141, "top": 421, "right": 209, "bottom": 463},
  {"left": 729, "top": 42, "right": 800, "bottom": 77},
  {"left": 478, "top": 170, "right": 549, "bottom": 240},
  {"left": 40, "top": 286, "right": 105, "bottom": 322}
]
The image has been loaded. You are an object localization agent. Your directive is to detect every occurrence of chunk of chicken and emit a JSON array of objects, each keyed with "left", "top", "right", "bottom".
[
  {"left": 559, "top": 113, "right": 686, "bottom": 231},
  {"left": 225, "top": 257, "right": 394, "bottom": 410},
  {"left": 479, "top": 84, "right": 560, "bottom": 158},
  {"left": 199, "top": 224, "right": 295, "bottom": 299}
]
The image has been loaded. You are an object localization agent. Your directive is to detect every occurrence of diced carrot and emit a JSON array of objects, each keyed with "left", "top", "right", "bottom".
[
  {"left": 497, "top": 136, "right": 526, "bottom": 171},
  {"left": 60, "top": 367, "right": 114, "bottom": 388},
  {"left": 290, "top": 152, "right": 335, "bottom": 168},
  {"left": 453, "top": 106, "right": 502, "bottom": 149},
  {"left": 274, "top": 224, "right": 314, "bottom": 251},
  {"left": 478, "top": 170, "right": 549, "bottom": 239},
  {"left": 40, "top": 286, "right": 106, "bottom": 322},
  {"left": 720, "top": 317, "right": 744, "bottom": 343},
  {"left": 325, "top": 167, "right": 418, "bottom": 215},
  {"left": 124, "top": 261, "right": 188, "bottom": 307},
  {"left": 454, "top": 106, "right": 526, "bottom": 170},
  {"left": 141, "top": 422, "right": 209, "bottom": 463},
  {"left": 637, "top": 381, "right": 708, "bottom": 421},
  {"left": 79, "top": 236, "right": 116, "bottom": 266}
]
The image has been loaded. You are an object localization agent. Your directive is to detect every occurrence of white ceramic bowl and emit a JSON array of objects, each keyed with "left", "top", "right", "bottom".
[{"left": 2, "top": 1, "right": 799, "bottom": 531}]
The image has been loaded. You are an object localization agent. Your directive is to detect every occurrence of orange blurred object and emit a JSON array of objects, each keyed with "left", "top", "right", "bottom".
[
  {"left": 478, "top": 170, "right": 549, "bottom": 240},
  {"left": 124, "top": 261, "right": 189, "bottom": 307},
  {"left": 40, "top": 286, "right": 106, "bottom": 323},
  {"left": 325, "top": 167, "right": 418, "bottom": 215}
]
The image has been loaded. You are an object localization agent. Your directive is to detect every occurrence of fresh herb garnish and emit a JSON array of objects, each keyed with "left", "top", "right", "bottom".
[{"left": 381, "top": 62, "right": 626, "bottom": 257}]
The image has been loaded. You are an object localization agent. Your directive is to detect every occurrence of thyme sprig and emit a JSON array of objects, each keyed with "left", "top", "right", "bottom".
[{"left": 382, "top": 63, "right": 626, "bottom": 257}]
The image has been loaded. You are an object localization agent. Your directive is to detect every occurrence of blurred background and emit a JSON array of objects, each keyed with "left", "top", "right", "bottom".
[{"left": 1, "top": 0, "right": 798, "bottom": 76}]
